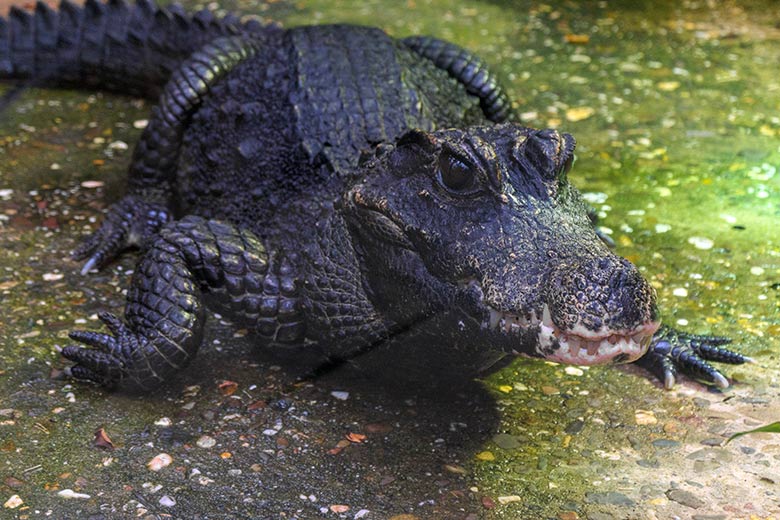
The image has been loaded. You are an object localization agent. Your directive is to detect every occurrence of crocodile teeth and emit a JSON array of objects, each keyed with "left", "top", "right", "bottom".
[
  {"left": 485, "top": 308, "right": 533, "bottom": 332},
  {"left": 542, "top": 303, "right": 553, "bottom": 328},
  {"left": 489, "top": 309, "right": 502, "bottom": 329}
]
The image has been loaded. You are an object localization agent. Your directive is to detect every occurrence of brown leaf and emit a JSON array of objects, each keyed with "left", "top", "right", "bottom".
[
  {"left": 365, "top": 422, "right": 393, "bottom": 434},
  {"left": 218, "top": 380, "right": 239, "bottom": 396},
  {"left": 93, "top": 428, "right": 115, "bottom": 450},
  {"left": 4, "top": 476, "right": 24, "bottom": 489},
  {"left": 564, "top": 34, "right": 590, "bottom": 44},
  {"left": 247, "top": 399, "right": 267, "bottom": 410},
  {"left": 42, "top": 217, "right": 59, "bottom": 230},
  {"left": 346, "top": 432, "right": 366, "bottom": 443}
]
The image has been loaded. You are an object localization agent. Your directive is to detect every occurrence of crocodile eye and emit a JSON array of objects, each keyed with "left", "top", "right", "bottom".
[{"left": 437, "top": 151, "right": 478, "bottom": 195}]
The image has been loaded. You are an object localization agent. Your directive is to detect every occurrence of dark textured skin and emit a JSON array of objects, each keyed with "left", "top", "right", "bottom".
[{"left": 0, "top": 0, "right": 750, "bottom": 391}]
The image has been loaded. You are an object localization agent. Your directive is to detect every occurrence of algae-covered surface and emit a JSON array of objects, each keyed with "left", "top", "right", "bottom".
[{"left": 1, "top": 0, "right": 779, "bottom": 519}]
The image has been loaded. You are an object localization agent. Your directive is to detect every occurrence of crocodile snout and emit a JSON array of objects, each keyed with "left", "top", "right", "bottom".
[{"left": 547, "top": 254, "right": 659, "bottom": 337}]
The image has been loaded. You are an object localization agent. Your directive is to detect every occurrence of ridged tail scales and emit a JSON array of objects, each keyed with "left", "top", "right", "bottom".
[
  {"left": 402, "top": 35, "right": 515, "bottom": 123},
  {"left": 0, "top": 0, "right": 275, "bottom": 98}
]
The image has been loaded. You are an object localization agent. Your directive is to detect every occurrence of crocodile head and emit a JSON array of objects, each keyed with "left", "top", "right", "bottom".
[{"left": 340, "top": 123, "right": 660, "bottom": 366}]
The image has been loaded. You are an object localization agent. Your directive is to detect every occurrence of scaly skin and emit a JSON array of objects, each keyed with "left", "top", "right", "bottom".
[{"left": 1, "top": 1, "right": 750, "bottom": 391}]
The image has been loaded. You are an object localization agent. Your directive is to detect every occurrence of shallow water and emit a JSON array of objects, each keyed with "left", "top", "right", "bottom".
[{"left": 1, "top": 1, "right": 778, "bottom": 518}]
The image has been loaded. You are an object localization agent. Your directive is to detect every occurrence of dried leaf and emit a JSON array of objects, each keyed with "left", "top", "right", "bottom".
[
  {"left": 93, "top": 428, "right": 115, "bottom": 450},
  {"left": 481, "top": 496, "right": 495, "bottom": 509},
  {"left": 564, "top": 34, "right": 590, "bottom": 44},
  {"left": 218, "top": 380, "right": 239, "bottom": 396},
  {"left": 247, "top": 400, "right": 267, "bottom": 410},
  {"left": 443, "top": 464, "right": 467, "bottom": 475},
  {"left": 565, "top": 106, "right": 595, "bottom": 122},
  {"left": 475, "top": 451, "right": 495, "bottom": 461},
  {"left": 346, "top": 432, "right": 366, "bottom": 443},
  {"left": 365, "top": 422, "right": 392, "bottom": 434}
]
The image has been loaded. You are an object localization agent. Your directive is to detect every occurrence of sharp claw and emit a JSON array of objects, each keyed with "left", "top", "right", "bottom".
[
  {"left": 712, "top": 373, "right": 730, "bottom": 389},
  {"left": 80, "top": 256, "right": 99, "bottom": 275},
  {"left": 744, "top": 356, "right": 757, "bottom": 364},
  {"left": 663, "top": 370, "right": 676, "bottom": 390}
]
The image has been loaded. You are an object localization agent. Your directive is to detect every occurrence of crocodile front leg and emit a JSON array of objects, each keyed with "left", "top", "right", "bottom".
[
  {"left": 635, "top": 325, "right": 753, "bottom": 389},
  {"left": 62, "top": 216, "right": 302, "bottom": 391}
]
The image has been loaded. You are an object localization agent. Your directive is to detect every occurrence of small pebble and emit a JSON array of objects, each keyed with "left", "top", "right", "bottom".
[
  {"left": 672, "top": 288, "right": 688, "bottom": 297},
  {"left": 688, "top": 236, "right": 714, "bottom": 250},
  {"left": 142, "top": 482, "right": 162, "bottom": 493},
  {"left": 492, "top": 433, "right": 522, "bottom": 450},
  {"left": 133, "top": 119, "right": 149, "bottom": 129},
  {"left": 655, "top": 223, "right": 672, "bottom": 233},
  {"left": 497, "top": 495, "right": 522, "bottom": 504},
  {"left": 3, "top": 495, "right": 23, "bottom": 509},
  {"left": 155, "top": 417, "right": 172, "bottom": 427},
  {"left": 196, "top": 435, "right": 216, "bottom": 448},
  {"left": 147, "top": 453, "right": 173, "bottom": 471},
  {"left": 584, "top": 491, "right": 634, "bottom": 506},
  {"left": 57, "top": 489, "right": 91, "bottom": 500},
  {"left": 565, "top": 106, "right": 595, "bottom": 122},
  {"left": 159, "top": 495, "right": 176, "bottom": 507},
  {"left": 665, "top": 488, "right": 705, "bottom": 509},
  {"left": 750, "top": 266, "right": 764, "bottom": 276},
  {"left": 475, "top": 451, "right": 495, "bottom": 461},
  {"left": 330, "top": 391, "right": 350, "bottom": 400},
  {"left": 652, "top": 439, "right": 681, "bottom": 449},
  {"left": 565, "top": 367, "right": 584, "bottom": 376},
  {"left": 80, "top": 180, "right": 104, "bottom": 189}
]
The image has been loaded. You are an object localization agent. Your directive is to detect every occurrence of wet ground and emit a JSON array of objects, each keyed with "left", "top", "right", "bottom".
[{"left": 1, "top": 0, "right": 779, "bottom": 519}]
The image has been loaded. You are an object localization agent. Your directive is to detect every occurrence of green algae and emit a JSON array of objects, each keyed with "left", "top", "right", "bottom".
[{"left": 1, "top": 0, "right": 779, "bottom": 518}]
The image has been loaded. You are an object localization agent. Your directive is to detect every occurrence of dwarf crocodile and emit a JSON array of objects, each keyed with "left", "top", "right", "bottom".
[{"left": 0, "top": 0, "right": 750, "bottom": 391}]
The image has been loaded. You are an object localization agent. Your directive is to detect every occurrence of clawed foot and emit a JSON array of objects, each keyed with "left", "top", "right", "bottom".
[
  {"left": 60, "top": 312, "right": 150, "bottom": 390},
  {"left": 636, "top": 325, "right": 753, "bottom": 389},
  {"left": 72, "top": 195, "right": 170, "bottom": 274}
]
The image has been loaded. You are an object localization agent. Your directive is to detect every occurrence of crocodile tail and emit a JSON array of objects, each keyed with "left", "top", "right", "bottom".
[
  {"left": 402, "top": 35, "right": 514, "bottom": 123},
  {"left": 0, "top": 0, "right": 274, "bottom": 98}
]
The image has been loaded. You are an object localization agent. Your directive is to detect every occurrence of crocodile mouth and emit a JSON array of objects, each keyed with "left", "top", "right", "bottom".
[{"left": 485, "top": 304, "right": 659, "bottom": 365}]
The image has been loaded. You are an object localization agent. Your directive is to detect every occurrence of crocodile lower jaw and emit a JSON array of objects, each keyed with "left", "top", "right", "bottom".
[{"left": 485, "top": 304, "right": 658, "bottom": 365}]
